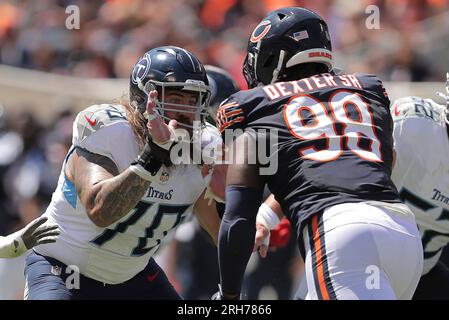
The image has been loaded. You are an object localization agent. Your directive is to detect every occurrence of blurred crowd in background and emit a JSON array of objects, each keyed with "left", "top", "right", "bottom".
[
  {"left": 1, "top": 0, "right": 448, "bottom": 86},
  {"left": 0, "top": 0, "right": 448, "bottom": 299}
]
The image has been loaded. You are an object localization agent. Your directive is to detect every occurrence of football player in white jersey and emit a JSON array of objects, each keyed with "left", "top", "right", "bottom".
[
  {"left": 391, "top": 74, "right": 449, "bottom": 299},
  {"left": 23, "top": 46, "right": 227, "bottom": 299}
]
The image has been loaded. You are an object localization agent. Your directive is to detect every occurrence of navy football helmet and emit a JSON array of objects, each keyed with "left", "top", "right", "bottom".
[
  {"left": 129, "top": 46, "right": 211, "bottom": 128},
  {"left": 205, "top": 65, "right": 240, "bottom": 123},
  {"left": 243, "top": 7, "right": 334, "bottom": 88}
]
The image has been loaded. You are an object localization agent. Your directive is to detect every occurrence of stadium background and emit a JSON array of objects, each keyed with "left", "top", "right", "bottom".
[{"left": 0, "top": 0, "right": 448, "bottom": 299}]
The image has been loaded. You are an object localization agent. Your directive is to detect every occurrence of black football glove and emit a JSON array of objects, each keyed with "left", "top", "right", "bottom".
[{"left": 129, "top": 137, "right": 176, "bottom": 181}]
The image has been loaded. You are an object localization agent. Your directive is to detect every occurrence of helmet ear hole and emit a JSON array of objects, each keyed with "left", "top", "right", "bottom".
[
  {"left": 146, "top": 82, "right": 157, "bottom": 93},
  {"left": 277, "top": 13, "right": 287, "bottom": 20}
]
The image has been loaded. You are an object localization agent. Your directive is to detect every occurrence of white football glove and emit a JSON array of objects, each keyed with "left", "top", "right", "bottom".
[
  {"left": 0, "top": 216, "right": 60, "bottom": 259},
  {"left": 254, "top": 203, "right": 281, "bottom": 258}
]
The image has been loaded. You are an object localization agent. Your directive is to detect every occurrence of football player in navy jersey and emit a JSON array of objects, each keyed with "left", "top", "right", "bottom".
[{"left": 214, "top": 7, "right": 423, "bottom": 300}]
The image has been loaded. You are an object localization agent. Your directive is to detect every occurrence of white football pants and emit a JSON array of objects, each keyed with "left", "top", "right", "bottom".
[{"left": 301, "top": 202, "right": 423, "bottom": 300}]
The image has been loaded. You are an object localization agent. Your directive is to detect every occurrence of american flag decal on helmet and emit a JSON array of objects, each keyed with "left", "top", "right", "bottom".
[{"left": 293, "top": 30, "right": 309, "bottom": 41}]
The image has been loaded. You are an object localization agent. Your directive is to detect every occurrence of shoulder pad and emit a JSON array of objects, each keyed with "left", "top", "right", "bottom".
[
  {"left": 216, "top": 97, "right": 244, "bottom": 133},
  {"left": 215, "top": 88, "right": 265, "bottom": 133},
  {"left": 391, "top": 96, "right": 444, "bottom": 123},
  {"left": 72, "top": 104, "right": 140, "bottom": 172},
  {"left": 74, "top": 104, "right": 128, "bottom": 143},
  {"left": 354, "top": 73, "right": 390, "bottom": 100}
]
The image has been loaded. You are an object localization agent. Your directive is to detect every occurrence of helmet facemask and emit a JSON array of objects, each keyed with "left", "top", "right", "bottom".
[
  {"left": 243, "top": 52, "right": 257, "bottom": 89},
  {"left": 243, "top": 43, "right": 262, "bottom": 89},
  {"left": 137, "top": 78, "right": 211, "bottom": 142}
]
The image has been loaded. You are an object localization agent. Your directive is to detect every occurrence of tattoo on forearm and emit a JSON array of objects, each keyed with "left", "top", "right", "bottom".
[
  {"left": 74, "top": 148, "right": 151, "bottom": 226},
  {"left": 95, "top": 169, "right": 150, "bottom": 225}
]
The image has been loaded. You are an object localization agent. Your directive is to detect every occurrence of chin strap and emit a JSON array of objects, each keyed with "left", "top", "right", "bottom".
[{"left": 271, "top": 50, "right": 286, "bottom": 84}]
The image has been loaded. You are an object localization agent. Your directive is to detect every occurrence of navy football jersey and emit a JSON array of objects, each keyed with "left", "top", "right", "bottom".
[{"left": 217, "top": 73, "right": 401, "bottom": 233}]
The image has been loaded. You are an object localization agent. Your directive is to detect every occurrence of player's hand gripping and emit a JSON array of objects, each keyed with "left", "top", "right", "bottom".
[{"left": 254, "top": 218, "right": 292, "bottom": 258}]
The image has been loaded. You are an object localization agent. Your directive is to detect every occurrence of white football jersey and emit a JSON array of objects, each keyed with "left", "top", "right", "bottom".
[
  {"left": 391, "top": 96, "right": 449, "bottom": 275},
  {"left": 35, "top": 104, "right": 213, "bottom": 284}
]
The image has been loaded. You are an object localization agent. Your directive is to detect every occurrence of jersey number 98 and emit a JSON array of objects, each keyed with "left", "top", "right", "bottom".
[{"left": 283, "top": 90, "right": 382, "bottom": 162}]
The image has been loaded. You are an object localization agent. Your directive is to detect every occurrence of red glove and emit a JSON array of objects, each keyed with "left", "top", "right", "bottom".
[{"left": 269, "top": 218, "right": 291, "bottom": 250}]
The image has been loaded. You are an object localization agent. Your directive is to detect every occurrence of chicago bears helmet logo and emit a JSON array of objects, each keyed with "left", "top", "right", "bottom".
[
  {"left": 131, "top": 54, "right": 151, "bottom": 84},
  {"left": 250, "top": 20, "right": 272, "bottom": 43}
]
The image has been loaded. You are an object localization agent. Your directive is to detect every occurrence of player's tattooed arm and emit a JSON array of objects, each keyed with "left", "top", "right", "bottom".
[{"left": 68, "top": 148, "right": 150, "bottom": 227}]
